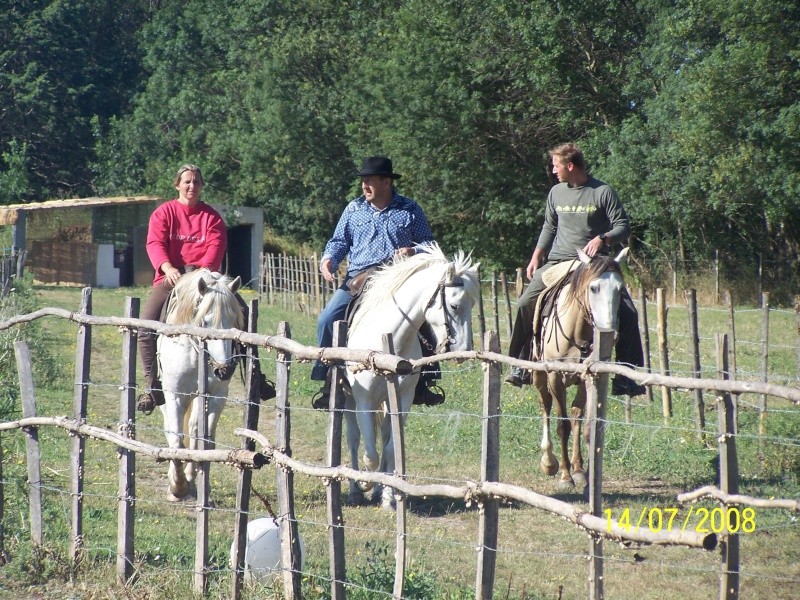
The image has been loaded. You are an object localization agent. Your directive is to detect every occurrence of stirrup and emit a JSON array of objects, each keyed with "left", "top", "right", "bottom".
[
  {"left": 257, "top": 372, "right": 276, "bottom": 400},
  {"left": 311, "top": 386, "right": 329, "bottom": 411},
  {"left": 414, "top": 383, "right": 445, "bottom": 406}
]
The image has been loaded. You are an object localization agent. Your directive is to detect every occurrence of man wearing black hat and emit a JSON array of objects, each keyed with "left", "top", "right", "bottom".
[{"left": 311, "top": 156, "right": 444, "bottom": 408}]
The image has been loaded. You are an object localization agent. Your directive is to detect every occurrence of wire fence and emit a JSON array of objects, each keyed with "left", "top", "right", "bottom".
[{"left": 2, "top": 290, "right": 800, "bottom": 598}]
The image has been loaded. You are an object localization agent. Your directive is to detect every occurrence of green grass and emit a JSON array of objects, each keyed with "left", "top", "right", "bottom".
[{"left": 1, "top": 283, "right": 800, "bottom": 598}]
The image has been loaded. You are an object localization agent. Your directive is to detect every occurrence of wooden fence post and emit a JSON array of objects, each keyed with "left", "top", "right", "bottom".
[
  {"left": 759, "top": 292, "right": 769, "bottom": 436},
  {"left": 587, "top": 329, "right": 615, "bottom": 600},
  {"left": 326, "top": 321, "right": 347, "bottom": 600},
  {"left": 71, "top": 287, "right": 92, "bottom": 562},
  {"left": 515, "top": 267, "right": 523, "bottom": 299},
  {"left": 476, "top": 330, "right": 500, "bottom": 599},
  {"left": 476, "top": 265, "right": 486, "bottom": 350},
  {"left": 685, "top": 289, "right": 706, "bottom": 441},
  {"left": 313, "top": 253, "right": 321, "bottom": 316},
  {"left": 499, "top": 272, "right": 513, "bottom": 344},
  {"left": 638, "top": 287, "right": 653, "bottom": 405},
  {"left": 491, "top": 271, "right": 500, "bottom": 339},
  {"left": 232, "top": 300, "right": 264, "bottom": 599},
  {"left": 382, "top": 333, "right": 407, "bottom": 600},
  {"left": 14, "top": 341, "right": 42, "bottom": 547},
  {"left": 795, "top": 295, "right": 800, "bottom": 395},
  {"left": 267, "top": 254, "right": 275, "bottom": 305},
  {"left": 715, "top": 334, "right": 740, "bottom": 599},
  {"left": 117, "top": 297, "right": 138, "bottom": 585},
  {"left": 725, "top": 291, "right": 739, "bottom": 433},
  {"left": 672, "top": 255, "right": 678, "bottom": 306},
  {"left": 0, "top": 383, "right": 4, "bottom": 561},
  {"left": 656, "top": 288, "right": 672, "bottom": 421},
  {"left": 194, "top": 342, "right": 210, "bottom": 595},
  {"left": 275, "top": 320, "right": 303, "bottom": 599}
]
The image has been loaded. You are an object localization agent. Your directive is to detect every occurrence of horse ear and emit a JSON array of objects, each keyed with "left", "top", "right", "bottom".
[
  {"left": 445, "top": 263, "right": 455, "bottom": 282},
  {"left": 229, "top": 276, "right": 242, "bottom": 293},
  {"left": 198, "top": 278, "right": 208, "bottom": 295},
  {"left": 577, "top": 248, "right": 591, "bottom": 264},
  {"left": 614, "top": 247, "right": 630, "bottom": 265}
]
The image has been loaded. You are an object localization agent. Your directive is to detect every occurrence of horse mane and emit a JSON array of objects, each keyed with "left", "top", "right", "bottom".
[
  {"left": 352, "top": 242, "right": 480, "bottom": 328},
  {"left": 165, "top": 269, "right": 243, "bottom": 329},
  {"left": 564, "top": 255, "right": 624, "bottom": 309}
]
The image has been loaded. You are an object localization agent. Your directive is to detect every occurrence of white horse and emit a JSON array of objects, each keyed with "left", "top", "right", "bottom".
[
  {"left": 343, "top": 243, "right": 480, "bottom": 509},
  {"left": 157, "top": 269, "right": 243, "bottom": 502}
]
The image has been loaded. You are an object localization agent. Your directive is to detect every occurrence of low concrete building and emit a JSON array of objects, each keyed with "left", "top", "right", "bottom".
[{"left": 0, "top": 196, "right": 264, "bottom": 289}]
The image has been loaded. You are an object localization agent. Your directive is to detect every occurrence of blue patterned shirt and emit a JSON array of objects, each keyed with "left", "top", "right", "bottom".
[{"left": 322, "top": 191, "right": 435, "bottom": 276}]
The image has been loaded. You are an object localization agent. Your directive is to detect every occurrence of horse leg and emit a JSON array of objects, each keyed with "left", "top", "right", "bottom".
[
  {"left": 534, "top": 373, "right": 559, "bottom": 477},
  {"left": 378, "top": 407, "right": 403, "bottom": 511},
  {"left": 570, "top": 384, "right": 587, "bottom": 489},
  {"left": 160, "top": 396, "right": 190, "bottom": 501},
  {"left": 549, "top": 375, "right": 575, "bottom": 490},
  {"left": 343, "top": 397, "right": 367, "bottom": 505},
  {"left": 356, "top": 403, "right": 380, "bottom": 474}
]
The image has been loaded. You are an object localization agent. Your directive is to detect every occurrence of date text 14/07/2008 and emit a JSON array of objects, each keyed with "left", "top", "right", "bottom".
[{"left": 605, "top": 506, "right": 756, "bottom": 535}]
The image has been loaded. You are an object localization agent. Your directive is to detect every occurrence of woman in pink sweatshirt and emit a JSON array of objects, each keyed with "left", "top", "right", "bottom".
[{"left": 136, "top": 164, "right": 227, "bottom": 413}]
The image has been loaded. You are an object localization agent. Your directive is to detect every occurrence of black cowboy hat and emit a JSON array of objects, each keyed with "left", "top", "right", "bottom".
[{"left": 357, "top": 156, "right": 401, "bottom": 179}]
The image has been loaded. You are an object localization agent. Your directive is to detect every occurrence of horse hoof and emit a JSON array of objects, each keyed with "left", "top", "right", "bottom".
[
  {"left": 356, "top": 479, "right": 374, "bottom": 493},
  {"left": 540, "top": 460, "right": 559, "bottom": 477},
  {"left": 363, "top": 454, "right": 379, "bottom": 472},
  {"left": 557, "top": 479, "right": 576, "bottom": 492},
  {"left": 572, "top": 472, "right": 587, "bottom": 488}
]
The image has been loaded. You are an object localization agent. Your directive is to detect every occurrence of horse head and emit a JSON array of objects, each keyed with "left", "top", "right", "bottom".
[
  {"left": 172, "top": 269, "right": 243, "bottom": 381},
  {"left": 423, "top": 251, "right": 481, "bottom": 357},
  {"left": 575, "top": 247, "right": 628, "bottom": 336}
]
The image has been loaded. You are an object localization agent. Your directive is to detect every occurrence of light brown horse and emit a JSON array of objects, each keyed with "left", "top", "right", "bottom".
[{"left": 532, "top": 248, "right": 629, "bottom": 490}]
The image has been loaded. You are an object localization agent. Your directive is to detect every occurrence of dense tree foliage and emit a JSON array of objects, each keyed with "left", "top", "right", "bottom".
[
  {"left": 0, "top": 0, "right": 152, "bottom": 202},
  {"left": 1, "top": 1, "right": 798, "bottom": 279}
]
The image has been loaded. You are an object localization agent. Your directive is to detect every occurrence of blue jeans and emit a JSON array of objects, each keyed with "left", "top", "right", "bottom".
[{"left": 311, "top": 286, "right": 352, "bottom": 381}]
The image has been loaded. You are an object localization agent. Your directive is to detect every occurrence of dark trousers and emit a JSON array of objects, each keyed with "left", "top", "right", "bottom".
[{"left": 507, "top": 260, "right": 644, "bottom": 369}]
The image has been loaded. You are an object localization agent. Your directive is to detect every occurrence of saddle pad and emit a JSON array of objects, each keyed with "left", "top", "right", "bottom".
[
  {"left": 531, "top": 260, "right": 579, "bottom": 359},
  {"left": 541, "top": 259, "right": 579, "bottom": 288}
]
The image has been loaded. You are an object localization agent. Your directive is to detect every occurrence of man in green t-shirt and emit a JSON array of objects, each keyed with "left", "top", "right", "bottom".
[{"left": 505, "top": 143, "right": 645, "bottom": 396}]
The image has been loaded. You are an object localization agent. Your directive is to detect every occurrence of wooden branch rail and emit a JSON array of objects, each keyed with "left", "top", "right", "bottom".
[
  {"left": 0, "top": 308, "right": 412, "bottom": 376},
  {"left": 678, "top": 485, "right": 800, "bottom": 512},
  {"left": 0, "top": 416, "right": 267, "bottom": 469},
  {"left": 236, "top": 428, "right": 716, "bottom": 551},
  {"left": 5, "top": 309, "right": 798, "bottom": 403},
  {"left": 414, "top": 350, "right": 800, "bottom": 404}
]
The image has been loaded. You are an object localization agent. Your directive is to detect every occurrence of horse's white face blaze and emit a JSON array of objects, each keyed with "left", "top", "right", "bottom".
[{"left": 586, "top": 272, "right": 624, "bottom": 333}]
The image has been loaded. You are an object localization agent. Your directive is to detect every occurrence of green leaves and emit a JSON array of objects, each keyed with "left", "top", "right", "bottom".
[{"left": 2, "top": 0, "right": 797, "bottom": 279}]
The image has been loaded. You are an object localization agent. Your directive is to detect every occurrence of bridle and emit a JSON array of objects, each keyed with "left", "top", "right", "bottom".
[{"left": 420, "top": 275, "right": 466, "bottom": 354}]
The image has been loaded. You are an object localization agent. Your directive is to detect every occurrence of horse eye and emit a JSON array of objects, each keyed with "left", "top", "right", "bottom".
[{"left": 450, "top": 303, "right": 459, "bottom": 311}]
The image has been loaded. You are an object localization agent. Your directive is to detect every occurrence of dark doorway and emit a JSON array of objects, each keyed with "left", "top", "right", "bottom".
[{"left": 226, "top": 224, "right": 253, "bottom": 288}]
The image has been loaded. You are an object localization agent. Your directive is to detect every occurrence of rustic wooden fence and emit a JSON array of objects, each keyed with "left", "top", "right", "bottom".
[
  {"left": 258, "top": 254, "right": 800, "bottom": 391},
  {"left": 4, "top": 291, "right": 800, "bottom": 598}
]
